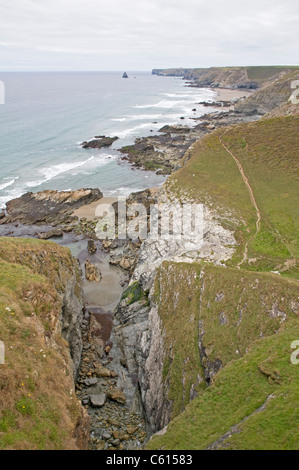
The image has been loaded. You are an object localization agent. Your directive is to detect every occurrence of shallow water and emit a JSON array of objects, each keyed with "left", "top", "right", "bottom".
[{"left": 0, "top": 71, "right": 215, "bottom": 208}]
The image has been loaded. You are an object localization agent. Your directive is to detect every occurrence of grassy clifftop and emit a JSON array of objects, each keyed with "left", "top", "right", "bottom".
[
  {"left": 0, "top": 238, "right": 88, "bottom": 450},
  {"left": 166, "top": 114, "right": 299, "bottom": 277},
  {"left": 148, "top": 109, "right": 299, "bottom": 449},
  {"left": 151, "top": 261, "right": 298, "bottom": 426},
  {"left": 148, "top": 317, "right": 299, "bottom": 450}
]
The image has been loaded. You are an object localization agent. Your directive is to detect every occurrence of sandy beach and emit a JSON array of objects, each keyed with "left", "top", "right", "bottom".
[
  {"left": 73, "top": 196, "right": 118, "bottom": 220},
  {"left": 215, "top": 87, "right": 253, "bottom": 101}
]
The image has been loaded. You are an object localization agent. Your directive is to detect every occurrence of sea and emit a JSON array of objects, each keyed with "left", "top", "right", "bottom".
[{"left": 0, "top": 71, "right": 216, "bottom": 209}]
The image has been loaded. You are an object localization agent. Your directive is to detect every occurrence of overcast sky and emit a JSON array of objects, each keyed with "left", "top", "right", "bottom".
[{"left": 0, "top": 0, "right": 298, "bottom": 71}]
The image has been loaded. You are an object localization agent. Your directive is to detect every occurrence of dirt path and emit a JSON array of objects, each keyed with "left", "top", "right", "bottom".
[{"left": 219, "top": 130, "right": 261, "bottom": 267}]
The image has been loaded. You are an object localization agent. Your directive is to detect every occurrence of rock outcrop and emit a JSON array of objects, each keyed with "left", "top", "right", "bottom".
[
  {"left": 113, "top": 193, "right": 237, "bottom": 433},
  {"left": 235, "top": 69, "right": 299, "bottom": 115},
  {"left": 82, "top": 136, "right": 119, "bottom": 149},
  {"left": 1, "top": 188, "right": 103, "bottom": 226},
  {"left": 85, "top": 259, "right": 102, "bottom": 283}
]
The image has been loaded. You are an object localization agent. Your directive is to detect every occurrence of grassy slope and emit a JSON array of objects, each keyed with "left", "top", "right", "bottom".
[
  {"left": 150, "top": 112, "right": 299, "bottom": 449},
  {"left": 246, "top": 66, "right": 298, "bottom": 81},
  {"left": 148, "top": 318, "right": 299, "bottom": 450},
  {"left": 0, "top": 238, "right": 85, "bottom": 450},
  {"left": 152, "top": 261, "right": 298, "bottom": 425},
  {"left": 166, "top": 114, "right": 299, "bottom": 277}
]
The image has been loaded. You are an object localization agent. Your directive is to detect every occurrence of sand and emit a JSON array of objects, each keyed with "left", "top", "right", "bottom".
[
  {"left": 215, "top": 88, "right": 254, "bottom": 101},
  {"left": 73, "top": 196, "right": 118, "bottom": 220}
]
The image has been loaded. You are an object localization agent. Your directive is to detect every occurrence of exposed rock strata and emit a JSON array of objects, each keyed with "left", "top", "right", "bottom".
[
  {"left": 113, "top": 192, "right": 237, "bottom": 433},
  {"left": 1, "top": 188, "right": 103, "bottom": 226}
]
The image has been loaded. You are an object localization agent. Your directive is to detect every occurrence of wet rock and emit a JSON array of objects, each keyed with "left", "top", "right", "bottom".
[
  {"left": 87, "top": 239, "right": 97, "bottom": 254},
  {"left": 158, "top": 124, "right": 190, "bottom": 134},
  {"left": 107, "top": 388, "right": 126, "bottom": 405},
  {"left": 90, "top": 393, "right": 107, "bottom": 408},
  {"left": 85, "top": 259, "right": 101, "bottom": 283},
  {"left": 0, "top": 211, "right": 5, "bottom": 219},
  {"left": 2, "top": 188, "right": 103, "bottom": 226},
  {"left": 37, "top": 228, "right": 63, "bottom": 239},
  {"left": 82, "top": 136, "right": 119, "bottom": 149}
]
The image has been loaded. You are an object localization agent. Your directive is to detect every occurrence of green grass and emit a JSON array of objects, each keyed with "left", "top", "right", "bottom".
[
  {"left": 246, "top": 66, "right": 298, "bottom": 81},
  {"left": 153, "top": 261, "right": 298, "bottom": 423},
  {"left": 167, "top": 115, "right": 299, "bottom": 274},
  {"left": 121, "top": 282, "right": 148, "bottom": 306},
  {"left": 0, "top": 237, "right": 84, "bottom": 450},
  {"left": 148, "top": 319, "right": 299, "bottom": 450}
]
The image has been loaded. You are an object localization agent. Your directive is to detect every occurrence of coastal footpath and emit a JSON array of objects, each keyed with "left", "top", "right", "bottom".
[{"left": 0, "top": 66, "right": 298, "bottom": 450}]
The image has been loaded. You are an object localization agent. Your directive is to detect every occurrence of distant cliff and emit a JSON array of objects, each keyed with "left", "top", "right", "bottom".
[
  {"left": 235, "top": 69, "right": 299, "bottom": 115},
  {"left": 152, "top": 66, "right": 298, "bottom": 90}
]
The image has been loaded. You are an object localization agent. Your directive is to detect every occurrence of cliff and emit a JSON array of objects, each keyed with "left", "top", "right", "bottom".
[
  {"left": 235, "top": 69, "right": 299, "bottom": 115},
  {"left": 0, "top": 238, "right": 89, "bottom": 450},
  {"left": 113, "top": 111, "right": 299, "bottom": 448},
  {"left": 152, "top": 66, "right": 298, "bottom": 90}
]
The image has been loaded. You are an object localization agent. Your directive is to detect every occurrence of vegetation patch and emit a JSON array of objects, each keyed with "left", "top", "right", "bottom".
[
  {"left": 148, "top": 319, "right": 299, "bottom": 450},
  {"left": 0, "top": 237, "right": 86, "bottom": 450}
]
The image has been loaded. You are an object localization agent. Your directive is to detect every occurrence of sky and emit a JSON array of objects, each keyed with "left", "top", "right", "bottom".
[{"left": 0, "top": 0, "right": 298, "bottom": 71}]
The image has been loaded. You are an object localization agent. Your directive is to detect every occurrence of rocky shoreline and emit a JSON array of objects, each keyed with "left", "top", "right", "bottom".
[
  {"left": 0, "top": 84, "right": 270, "bottom": 449},
  {"left": 117, "top": 94, "right": 261, "bottom": 175},
  {"left": 0, "top": 187, "right": 152, "bottom": 450}
]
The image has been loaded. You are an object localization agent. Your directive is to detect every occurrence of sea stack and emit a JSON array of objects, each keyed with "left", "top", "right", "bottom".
[{"left": 122, "top": 72, "right": 128, "bottom": 78}]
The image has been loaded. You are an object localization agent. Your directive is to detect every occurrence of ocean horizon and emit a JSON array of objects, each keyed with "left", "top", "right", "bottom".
[{"left": 0, "top": 71, "right": 215, "bottom": 208}]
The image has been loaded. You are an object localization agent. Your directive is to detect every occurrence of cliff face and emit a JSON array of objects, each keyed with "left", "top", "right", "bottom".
[
  {"left": 235, "top": 69, "right": 299, "bottom": 115},
  {"left": 114, "top": 110, "right": 299, "bottom": 448},
  {"left": 0, "top": 238, "right": 89, "bottom": 450},
  {"left": 153, "top": 66, "right": 257, "bottom": 89},
  {"left": 152, "top": 66, "right": 299, "bottom": 93},
  {"left": 114, "top": 194, "right": 237, "bottom": 433}
]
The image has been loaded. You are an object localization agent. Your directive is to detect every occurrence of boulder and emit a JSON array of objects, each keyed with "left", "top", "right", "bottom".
[
  {"left": 94, "top": 364, "right": 118, "bottom": 378},
  {"left": 38, "top": 228, "right": 63, "bottom": 240},
  {"left": 87, "top": 239, "right": 97, "bottom": 254},
  {"left": 84, "top": 377, "right": 98, "bottom": 387},
  {"left": 89, "top": 393, "right": 106, "bottom": 408},
  {"left": 107, "top": 388, "right": 126, "bottom": 404},
  {"left": 85, "top": 259, "right": 101, "bottom": 283}
]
